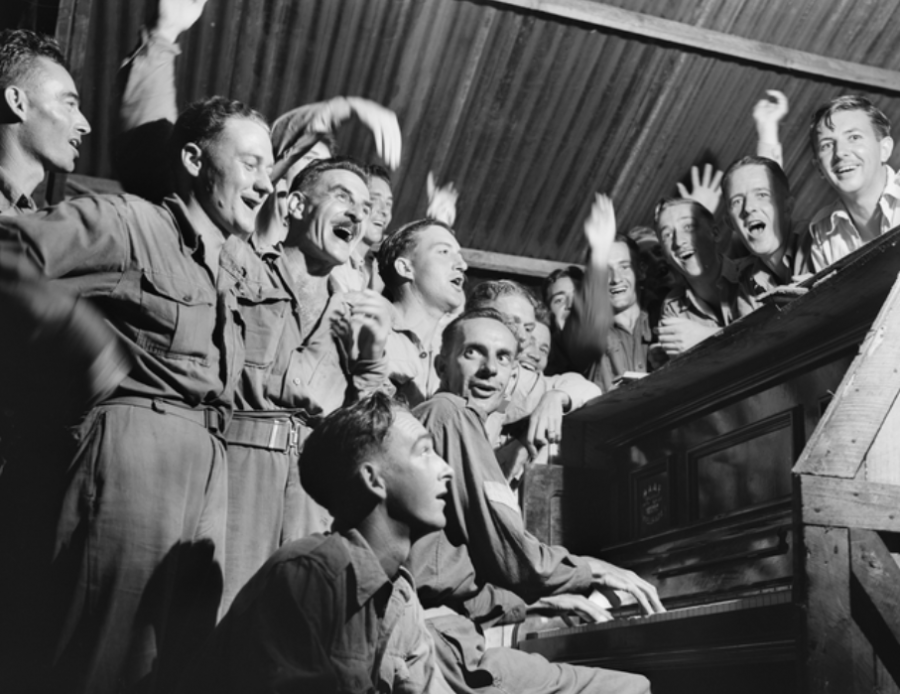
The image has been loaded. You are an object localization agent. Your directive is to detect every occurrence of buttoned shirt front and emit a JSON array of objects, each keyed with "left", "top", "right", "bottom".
[
  {"left": 0, "top": 165, "right": 37, "bottom": 217},
  {"left": 588, "top": 308, "right": 654, "bottom": 391},
  {"left": 0, "top": 193, "right": 243, "bottom": 415},
  {"left": 184, "top": 530, "right": 447, "bottom": 693},
  {"left": 661, "top": 255, "right": 759, "bottom": 329},
  {"left": 808, "top": 166, "right": 900, "bottom": 272}
]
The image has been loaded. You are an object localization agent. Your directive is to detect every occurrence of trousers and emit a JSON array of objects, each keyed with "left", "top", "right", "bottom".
[
  {"left": 427, "top": 614, "right": 651, "bottom": 694},
  {"left": 0, "top": 402, "right": 228, "bottom": 694}
]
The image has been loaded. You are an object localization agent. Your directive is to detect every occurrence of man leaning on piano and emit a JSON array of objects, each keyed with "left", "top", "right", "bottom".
[{"left": 406, "top": 307, "right": 663, "bottom": 694}]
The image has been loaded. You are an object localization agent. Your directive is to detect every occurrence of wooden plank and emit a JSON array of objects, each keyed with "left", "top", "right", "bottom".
[
  {"left": 487, "top": 0, "right": 900, "bottom": 93},
  {"left": 801, "top": 526, "right": 857, "bottom": 693},
  {"left": 866, "top": 397, "right": 900, "bottom": 485},
  {"left": 794, "top": 273, "right": 900, "bottom": 478},
  {"left": 461, "top": 247, "right": 581, "bottom": 278},
  {"left": 800, "top": 475, "right": 900, "bottom": 533},
  {"left": 850, "top": 528, "right": 900, "bottom": 680}
]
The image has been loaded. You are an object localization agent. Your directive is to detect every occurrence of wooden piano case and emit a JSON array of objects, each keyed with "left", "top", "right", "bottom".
[{"left": 519, "top": 228, "right": 900, "bottom": 693}]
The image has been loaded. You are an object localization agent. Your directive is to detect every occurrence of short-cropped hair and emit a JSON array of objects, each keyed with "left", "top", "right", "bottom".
[
  {"left": 466, "top": 279, "right": 536, "bottom": 312},
  {"left": 440, "top": 307, "right": 519, "bottom": 359},
  {"left": 170, "top": 96, "right": 268, "bottom": 167},
  {"left": 299, "top": 392, "right": 404, "bottom": 515},
  {"left": 377, "top": 218, "right": 456, "bottom": 295},
  {"left": 809, "top": 95, "right": 891, "bottom": 151},
  {"left": 0, "top": 29, "right": 66, "bottom": 89},
  {"left": 542, "top": 266, "right": 584, "bottom": 305},
  {"left": 289, "top": 155, "right": 367, "bottom": 195},
  {"left": 653, "top": 197, "right": 715, "bottom": 230},
  {"left": 365, "top": 163, "right": 392, "bottom": 188},
  {"left": 722, "top": 155, "right": 791, "bottom": 201}
]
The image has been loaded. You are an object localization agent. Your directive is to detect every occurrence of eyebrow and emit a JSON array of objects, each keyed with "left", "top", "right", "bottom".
[{"left": 414, "top": 434, "right": 434, "bottom": 449}]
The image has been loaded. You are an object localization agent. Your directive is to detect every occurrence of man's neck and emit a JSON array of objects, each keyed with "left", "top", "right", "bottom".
[
  {"left": 393, "top": 289, "right": 451, "bottom": 342},
  {"left": 843, "top": 165, "right": 889, "bottom": 241},
  {"left": 281, "top": 246, "right": 332, "bottom": 300},
  {"left": 613, "top": 301, "right": 641, "bottom": 333},
  {"left": 0, "top": 136, "right": 46, "bottom": 198},
  {"left": 180, "top": 193, "right": 228, "bottom": 277},
  {"left": 761, "top": 239, "right": 791, "bottom": 282},
  {"left": 353, "top": 512, "right": 412, "bottom": 580},
  {"left": 685, "top": 260, "right": 723, "bottom": 310}
]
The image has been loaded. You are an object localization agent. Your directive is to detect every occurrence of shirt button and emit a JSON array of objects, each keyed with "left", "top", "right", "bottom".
[
  {"left": 419, "top": 352, "right": 427, "bottom": 359},
  {"left": 293, "top": 377, "right": 301, "bottom": 386}
]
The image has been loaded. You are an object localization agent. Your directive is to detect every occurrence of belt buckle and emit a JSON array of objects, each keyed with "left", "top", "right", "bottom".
[{"left": 204, "top": 408, "right": 223, "bottom": 434}]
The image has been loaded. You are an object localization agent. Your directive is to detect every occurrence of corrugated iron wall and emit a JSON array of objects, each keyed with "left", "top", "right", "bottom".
[{"left": 73, "top": 0, "right": 900, "bottom": 264}]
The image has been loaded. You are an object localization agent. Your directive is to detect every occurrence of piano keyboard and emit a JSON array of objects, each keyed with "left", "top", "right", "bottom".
[{"left": 518, "top": 588, "right": 796, "bottom": 670}]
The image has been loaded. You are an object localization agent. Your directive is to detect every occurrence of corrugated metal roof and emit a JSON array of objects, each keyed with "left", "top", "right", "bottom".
[{"left": 72, "top": 0, "right": 900, "bottom": 265}]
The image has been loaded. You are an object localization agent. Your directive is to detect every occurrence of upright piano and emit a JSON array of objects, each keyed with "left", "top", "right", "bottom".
[{"left": 518, "top": 229, "right": 900, "bottom": 693}]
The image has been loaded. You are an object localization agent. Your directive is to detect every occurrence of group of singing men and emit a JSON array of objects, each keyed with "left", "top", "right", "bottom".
[{"left": 0, "top": 0, "right": 896, "bottom": 691}]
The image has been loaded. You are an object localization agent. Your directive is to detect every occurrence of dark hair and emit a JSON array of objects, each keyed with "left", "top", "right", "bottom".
[
  {"left": 611, "top": 233, "right": 643, "bottom": 278},
  {"left": 534, "top": 302, "right": 552, "bottom": 328},
  {"left": 653, "top": 197, "right": 715, "bottom": 230},
  {"left": 0, "top": 29, "right": 66, "bottom": 90},
  {"left": 721, "top": 155, "right": 792, "bottom": 201},
  {"left": 365, "top": 163, "right": 392, "bottom": 188},
  {"left": 466, "top": 279, "right": 537, "bottom": 312},
  {"left": 299, "top": 392, "right": 404, "bottom": 516},
  {"left": 170, "top": 96, "right": 268, "bottom": 167},
  {"left": 439, "top": 307, "right": 519, "bottom": 359},
  {"left": 542, "top": 266, "right": 584, "bottom": 305},
  {"left": 377, "top": 218, "right": 456, "bottom": 294},
  {"left": 289, "top": 155, "right": 367, "bottom": 195},
  {"left": 809, "top": 95, "right": 891, "bottom": 152}
]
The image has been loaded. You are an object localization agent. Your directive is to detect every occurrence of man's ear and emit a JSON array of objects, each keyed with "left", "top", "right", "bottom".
[
  {"left": 181, "top": 143, "right": 203, "bottom": 179},
  {"left": 359, "top": 461, "right": 388, "bottom": 502},
  {"left": 812, "top": 154, "right": 827, "bottom": 180},
  {"left": 394, "top": 256, "right": 414, "bottom": 282},
  {"left": 2, "top": 86, "right": 27, "bottom": 122},
  {"left": 287, "top": 190, "right": 307, "bottom": 220},
  {"left": 435, "top": 352, "right": 446, "bottom": 379},
  {"left": 880, "top": 136, "right": 894, "bottom": 165}
]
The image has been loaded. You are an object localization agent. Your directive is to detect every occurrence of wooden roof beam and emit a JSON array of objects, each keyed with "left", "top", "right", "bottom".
[{"left": 488, "top": 0, "right": 900, "bottom": 93}]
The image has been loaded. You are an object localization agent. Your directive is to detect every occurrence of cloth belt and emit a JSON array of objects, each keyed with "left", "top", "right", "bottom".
[
  {"left": 224, "top": 410, "right": 312, "bottom": 452},
  {"left": 104, "top": 396, "right": 227, "bottom": 435}
]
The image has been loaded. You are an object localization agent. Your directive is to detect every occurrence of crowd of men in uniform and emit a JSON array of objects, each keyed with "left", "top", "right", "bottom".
[{"left": 0, "top": 1, "right": 897, "bottom": 692}]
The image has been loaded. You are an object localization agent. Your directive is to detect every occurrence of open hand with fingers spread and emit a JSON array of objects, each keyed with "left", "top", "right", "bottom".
[
  {"left": 426, "top": 172, "right": 459, "bottom": 226},
  {"left": 677, "top": 164, "right": 723, "bottom": 215}
]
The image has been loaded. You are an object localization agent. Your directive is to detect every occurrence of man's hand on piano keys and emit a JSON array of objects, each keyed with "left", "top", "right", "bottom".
[
  {"left": 528, "top": 594, "right": 613, "bottom": 624},
  {"left": 587, "top": 558, "right": 666, "bottom": 615}
]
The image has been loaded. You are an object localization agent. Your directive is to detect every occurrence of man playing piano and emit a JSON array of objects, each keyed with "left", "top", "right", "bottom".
[{"left": 408, "top": 308, "right": 661, "bottom": 694}]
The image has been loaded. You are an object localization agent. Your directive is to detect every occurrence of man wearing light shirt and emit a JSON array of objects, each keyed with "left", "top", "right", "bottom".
[{"left": 807, "top": 95, "right": 900, "bottom": 271}]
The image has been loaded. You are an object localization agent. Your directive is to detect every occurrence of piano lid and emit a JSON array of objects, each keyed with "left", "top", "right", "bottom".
[{"left": 566, "top": 225, "right": 900, "bottom": 445}]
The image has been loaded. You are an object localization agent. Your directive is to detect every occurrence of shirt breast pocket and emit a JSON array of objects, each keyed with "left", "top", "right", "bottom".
[
  {"left": 124, "top": 269, "right": 216, "bottom": 362},
  {"left": 237, "top": 286, "right": 291, "bottom": 368}
]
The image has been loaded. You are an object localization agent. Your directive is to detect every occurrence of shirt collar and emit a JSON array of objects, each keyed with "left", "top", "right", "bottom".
[
  {"left": 811, "top": 165, "right": 900, "bottom": 237},
  {"left": 0, "top": 165, "right": 37, "bottom": 215},
  {"left": 161, "top": 195, "right": 203, "bottom": 253},
  {"left": 343, "top": 529, "right": 394, "bottom": 609}
]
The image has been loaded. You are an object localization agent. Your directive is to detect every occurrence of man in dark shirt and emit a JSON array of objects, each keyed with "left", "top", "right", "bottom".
[
  {"left": 181, "top": 392, "right": 454, "bottom": 694},
  {"left": 0, "top": 28, "right": 91, "bottom": 216},
  {"left": 409, "top": 308, "right": 659, "bottom": 693},
  {"left": 0, "top": 96, "right": 273, "bottom": 694}
]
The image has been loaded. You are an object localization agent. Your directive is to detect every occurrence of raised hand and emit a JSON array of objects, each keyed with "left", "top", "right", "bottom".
[
  {"left": 345, "top": 97, "right": 402, "bottom": 170},
  {"left": 583, "top": 192, "right": 616, "bottom": 256},
  {"left": 155, "top": 0, "right": 209, "bottom": 43},
  {"left": 676, "top": 164, "right": 723, "bottom": 215},
  {"left": 753, "top": 89, "right": 789, "bottom": 129},
  {"left": 426, "top": 172, "right": 459, "bottom": 226}
]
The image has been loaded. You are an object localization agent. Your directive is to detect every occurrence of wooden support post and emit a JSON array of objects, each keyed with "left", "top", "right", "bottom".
[{"left": 800, "top": 525, "right": 857, "bottom": 693}]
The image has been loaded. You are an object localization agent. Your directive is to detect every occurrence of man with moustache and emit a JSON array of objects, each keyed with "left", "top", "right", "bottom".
[
  {"left": 0, "top": 96, "right": 274, "bottom": 693},
  {"left": 0, "top": 29, "right": 91, "bottom": 215},
  {"left": 654, "top": 198, "right": 759, "bottom": 356},
  {"left": 221, "top": 156, "right": 395, "bottom": 613},
  {"left": 807, "top": 95, "right": 900, "bottom": 270},
  {"left": 409, "top": 309, "right": 658, "bottom": 694}
]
